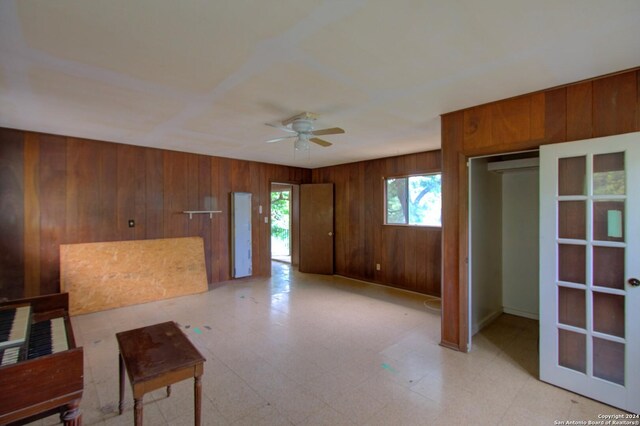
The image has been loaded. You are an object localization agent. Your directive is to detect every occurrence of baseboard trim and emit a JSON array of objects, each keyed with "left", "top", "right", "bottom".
[
  {"left": 503, "top": 307, "right": 539, "bottom": 320},
  {"left": 472, "top": 310, "right": 502, "bottom": 336}
]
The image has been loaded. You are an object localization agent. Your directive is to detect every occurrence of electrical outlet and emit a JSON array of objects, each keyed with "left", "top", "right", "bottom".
[{"left": 376, "top": 263, "right": 381, "bottom": 271}]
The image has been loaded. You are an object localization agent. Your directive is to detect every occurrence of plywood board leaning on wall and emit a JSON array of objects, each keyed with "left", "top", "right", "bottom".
[{"left": 60, "top": 237, "right": 208, "bottom": 315}]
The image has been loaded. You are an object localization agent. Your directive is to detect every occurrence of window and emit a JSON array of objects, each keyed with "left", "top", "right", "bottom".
[{"left": 385, "top": 173, "right": 441, "bottom": 226}]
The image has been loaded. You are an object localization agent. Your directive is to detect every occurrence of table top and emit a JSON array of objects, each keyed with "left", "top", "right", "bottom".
[{"left": 116, "top": 321, "right": 205, "bottom": 384}]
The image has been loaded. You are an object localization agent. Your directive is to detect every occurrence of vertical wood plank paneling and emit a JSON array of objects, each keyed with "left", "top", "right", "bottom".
[
  {"left": 389, "top": 227, "right": 404, "bottom": 286},
  {"left": 403, "top": 226, "right": 417, "bottom": 291},
  {"left": 163, "top": 151, "right": 189, "bottom": 238},
  {"left": 144, "top": 148, "right": 164, "bottom": 240},
  {"left": 217, "top": 158, "right": 231, "bottom": 282},
  {"left": 97, "top": 140, "right": 118, "bottom": 242},
  {"left": 38, "top": 134, "right": 67, "bottom": 295},
  {"left": 333, "top": 168, "right": 345, "bottom": 275},
  {"left": 66, "top": 138, "right": 117, "bottom": 244},
  {"left": 441, "top": 111, "right": 464, "bottom": 349},
  {"left": 566, "top": 82, "right": 593, "bottom": 141},
  {"left": 424, "top": 230, "right": 436, "bottom": 295},
  {"left": 0, "top": 129, "right": 25, "bottom": 299},
  {"left": 530, "top": 92, "right": 546, "bottom": 141},
  {"left": 372, "top": 160, "right": 384, "bottom": 283},
  {"left": 231, "top": 159, "right": 250, "bottom": 192},
  {"left": 249, "top": 162, "right": 261, "bottom": 276},
  {"left": 463, "top": 105, "right": 491, "bottom": 151},
  {"left": 197, "top": 155, "right": 213, "bottom": 284},
  {"left": 340, "top": 166, "right": 350, "bottom": 276},
  {"left": 356, "top": 162, "right": 366, "bottom": 278},
  {"left": 258, "top": 164, "right": 269, "bottom": 275},
  {"left": 346, "top": 164, "right": 361, "bottom": 276},
  {"left": 414, "top": 228, "right": 428, "bottom": 293},
  {"left": 342, "top": 165, "right": 352, "bottom": 274},
  {"left": 210, "top": 156, "right": 221, "bottom": 285},
  {"left": 456, "top": 151, "right": 469, "bottom": 348},
  {"left": 116, "top": 144, "right": 145, "bottom": 241},
  {"left": 186, "top": 153, "right": 201, "bottom": 240},
  {"left": 430, "top": 230, "right": 442, "bottom": 295},
  {"left": 185, "top": 154, "right": 211, "bottom": 282},
  {"left": 491, "top": 96, "right": 531, "bottom": 146},
  {"left": 544, "top": 88, "right": 567, "bottom": 144},
  {"left": 64, "top": 138, "right": 80, "bottom": 244},
  {"left": 363, "top": 160, "right": 377, "bottom": 281},
  {"left": 593, "top": 72, "right": 637, "bottom": 137},
  {"left": 23, "top": 134, "right": 40, "bottom": 297},
  {"left": 116, "top": 145, "right": 136, "bottom": 241}
]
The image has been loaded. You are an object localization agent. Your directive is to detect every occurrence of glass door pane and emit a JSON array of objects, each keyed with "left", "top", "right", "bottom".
[
  {"left": 593, "top": 337, "right": 625, "bottom": 385},
  {"left": 559, "top": 156, "right": 586, "bottom": 195},
  {"left": 556, "top": 151, "right": 626, "bottom": 386}
]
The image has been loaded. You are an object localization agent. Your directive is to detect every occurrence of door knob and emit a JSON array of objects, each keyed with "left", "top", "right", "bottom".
[
  {"left": 629, "top": 278, "right": 640, "bottom": 287},
  {"left": 328, "top": 232, "right": 333, "bottom": 236}
]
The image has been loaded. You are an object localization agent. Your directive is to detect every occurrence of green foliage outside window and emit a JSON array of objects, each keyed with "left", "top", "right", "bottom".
[{"left": 386, "top": 174, "right": 441, "bottom": 226}]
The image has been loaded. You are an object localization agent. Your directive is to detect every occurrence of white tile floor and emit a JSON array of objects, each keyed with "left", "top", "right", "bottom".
[{"left": 30, "top": 262, "right": 625, "bottom": 425}]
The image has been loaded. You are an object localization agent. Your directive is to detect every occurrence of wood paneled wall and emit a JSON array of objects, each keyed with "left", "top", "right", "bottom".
[
  {"left": 441, "top": 67, "right": 640, "bottom": 351},
  {"left": 312, "top": 151, "right": 442, "bottom": 296},
  {"left": 0, "top": 128, "right": 311, "bottom": 298}
]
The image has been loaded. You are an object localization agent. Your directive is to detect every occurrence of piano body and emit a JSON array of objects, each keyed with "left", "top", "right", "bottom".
[{"left": 0, "top": 293, "right": 83, "bottom": 425}]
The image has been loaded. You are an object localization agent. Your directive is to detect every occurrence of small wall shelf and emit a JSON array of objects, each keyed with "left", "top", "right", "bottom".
[{"left": 182, "top": 210, "right": 222, "bottom": 219}]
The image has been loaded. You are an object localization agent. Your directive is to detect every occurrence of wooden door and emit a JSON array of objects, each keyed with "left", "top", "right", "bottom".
[
  {"left": 299, "top": 183, "right": 334, "bottom": 274},
  {"left": 540, "top": 132, "right": 640, "bottom": 413}
]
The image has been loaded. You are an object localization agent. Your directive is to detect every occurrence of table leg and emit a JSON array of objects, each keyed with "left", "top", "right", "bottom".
[
  {"left": 134, "top": 397, "right": 143, "bottom": 426},
  {"left": 119, "top": 353, "right": 125, "bottom": 415},
  {"left": 166, "top": 385, "right": 171, "bottom": 397},
  {"left": 194, "top": 374, "right": 202, "bottom": 426}
]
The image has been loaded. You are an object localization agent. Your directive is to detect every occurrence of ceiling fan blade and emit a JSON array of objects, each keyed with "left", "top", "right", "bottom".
[
  {"left": 266, "top": 136, "right": 297, "bottom": 143},
  {"left": 312, "top": 127, "right": 345, "bottom": 136},
  {"left": 310, "top": 137, "right": 332, "bottom": 147},
  {"left": 265, "top": 122, "right": 296, "bottom": 133}
]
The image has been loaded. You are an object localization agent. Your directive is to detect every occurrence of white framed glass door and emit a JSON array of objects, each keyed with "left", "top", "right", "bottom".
[{"left": 540, "top": 131, "right": 640, "bottom": 413}]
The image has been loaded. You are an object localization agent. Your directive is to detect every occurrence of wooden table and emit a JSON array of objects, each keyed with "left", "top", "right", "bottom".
[{"left": 116, "top": 321, "right": 205, "bottom": 425}]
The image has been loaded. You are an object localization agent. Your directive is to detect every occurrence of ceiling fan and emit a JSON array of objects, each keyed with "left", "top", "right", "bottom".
[{"left": 265, "top": 112, "right": 344, "bottom": 151}]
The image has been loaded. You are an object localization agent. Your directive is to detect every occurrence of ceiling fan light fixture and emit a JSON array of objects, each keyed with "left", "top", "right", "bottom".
[{"left": 294, "top": 134, "right": 310, "bottom": 151}]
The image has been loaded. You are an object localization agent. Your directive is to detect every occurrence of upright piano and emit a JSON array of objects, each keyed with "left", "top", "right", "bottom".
[{"left": 0, "top": 293, "right": 83, "bottom": 425}]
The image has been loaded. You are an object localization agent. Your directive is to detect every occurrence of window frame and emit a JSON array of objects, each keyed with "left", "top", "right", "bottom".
[{"left": 383, "top": 172, "right": 442, "bottom": 228}]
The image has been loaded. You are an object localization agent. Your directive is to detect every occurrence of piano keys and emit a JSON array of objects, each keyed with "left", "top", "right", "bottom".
[
  {"left": 27, "top": 317, "right": 69, "bottom": 359},
  {"left": 0, "top": 293, "right": 83, "bottom": 426},
  {"left": 1, "top": 346, "right": 21, "bottom": 366},
  {"left": 0, "top": 304, "right": 31, "bottom": 350},
  {"left": 0, "top": 316, "right": 71, "bottom": 365}
]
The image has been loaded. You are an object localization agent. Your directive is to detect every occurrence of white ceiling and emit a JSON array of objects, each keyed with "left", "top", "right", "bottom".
[{"left": 1, "top": 1, "right": 639, "bottom": 168}]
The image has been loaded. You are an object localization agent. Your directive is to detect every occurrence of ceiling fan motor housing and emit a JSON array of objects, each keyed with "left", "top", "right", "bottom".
[{"left": 291, "top": 118, "right": 314, "bottom": 134}]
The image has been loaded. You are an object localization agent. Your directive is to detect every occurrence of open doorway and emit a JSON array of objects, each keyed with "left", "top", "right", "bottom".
[
  {"left": 468, "top": 151, "right": 540, "bottom": 348},
  {"left": 270, "top": 183, "right": 300, "bottom": 265}
]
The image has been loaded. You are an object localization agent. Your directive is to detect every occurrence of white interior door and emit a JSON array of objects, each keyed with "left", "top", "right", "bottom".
[
  {"left": 232, "top": 192, "right": 252, "bottom": 278},
  {"left": 540, "top": 131, "right": 640, "bottom": 413}
]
